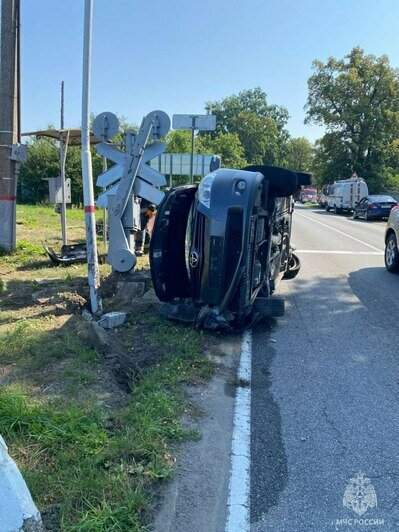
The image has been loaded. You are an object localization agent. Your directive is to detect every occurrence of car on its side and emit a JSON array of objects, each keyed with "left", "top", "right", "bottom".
[
  {"left": 353, "top": 195, "right": 397, "bottom": 221},
  {"left": 150, "top": 166, "right": 311, "bottom": 329},
  {"left": 385, "top": 205, "right": 399, "bottom": 272}
]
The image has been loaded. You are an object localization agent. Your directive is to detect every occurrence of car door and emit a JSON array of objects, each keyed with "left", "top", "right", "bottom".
[
  {"left": 361, "top": 198, "right": 369, "bottom": 218},
  {"left": 356, "top": 197, "right": 366, "bottom": 217}
]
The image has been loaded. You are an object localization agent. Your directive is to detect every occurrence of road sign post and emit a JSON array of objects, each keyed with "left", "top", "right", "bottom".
[
  {"left": 81, "top": 0, "right": 102, "bottom": 314},
  {"left": 172, "top": 114, "right": 216, "bottom": 184}
]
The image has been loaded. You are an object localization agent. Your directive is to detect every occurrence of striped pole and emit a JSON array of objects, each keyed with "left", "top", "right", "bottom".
[
  {"left": 81, "top": 0, "right": 102, "bottom": 314},
  {"left": 0, "top": 0, "right": 19, "bottom": 252}
]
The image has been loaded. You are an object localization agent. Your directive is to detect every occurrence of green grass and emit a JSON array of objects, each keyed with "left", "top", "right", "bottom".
[
  {"left": 17, "top": 204, "right": 85, "bottom": 227},
  {"left": 0, "top": 313, "right": 212, "bottom": 530},
  {"left": 0, "top": 318, "right": 96, "bottom": 369},
  {"left": 0, "top": 204, "right": 212, "bottom": 530}
]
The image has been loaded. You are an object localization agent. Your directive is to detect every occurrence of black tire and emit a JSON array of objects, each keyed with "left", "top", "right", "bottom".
[
  {"left": 385, "top": 234, "right": 399, "bottom": 273},
  {"left": 253, "top": 297, "right": 285, "bottom": 317},
  {"left": 364, "top": 210, "right": 369, "bottom": 221},
  {"left": 334, "top": 205, "right": 342, "bottom": 215},
  {"left": 325, "top": 205, "right": 330, "bottom": 212},
  {"left": 283, "top": 253, "right": 301, "bottom": 280},
  {"left": 150, "top": 185, "right": 197, "bottom": 301},
  {"left": 353, "top": 211, "right": 358, "bottom": 219},
  {"left": 243, "top": 165, "right": 298, "bottom": 197}
]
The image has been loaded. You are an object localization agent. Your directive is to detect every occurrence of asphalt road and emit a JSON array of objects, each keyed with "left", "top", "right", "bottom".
[{"left": 250, "top": 205, "right": 399, "bottom": 531}]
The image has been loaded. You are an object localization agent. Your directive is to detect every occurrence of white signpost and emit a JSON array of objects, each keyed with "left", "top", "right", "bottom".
[{"left": 172, "top": 114, "right": 216, "bottom": 183}]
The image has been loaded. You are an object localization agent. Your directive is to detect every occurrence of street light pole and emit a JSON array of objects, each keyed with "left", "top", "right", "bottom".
[
  {"left": 0, "top": 0, "right": 19, "bottom": 252},
  {"left": 81, "top": 0, "right": 102, "bottom": 314}
]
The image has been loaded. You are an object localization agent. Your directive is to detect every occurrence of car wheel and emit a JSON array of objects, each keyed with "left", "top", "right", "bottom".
[
  {"left": 364, "top": 210, "right": 369, "bottom": 221},
  {"left": 283, "top": 253, "right": 301, "bottom": 280},
  {"left": 353, "top": 211, "right": 358, "bottom": 219},
  {"left": 385, "top": 234, "right": 399, "bottom": 273},
  {"left": 334, "top": 205, "right": 342, "bottom": 215},
  {"left": 325, "top": 206, "right": 330, "bottom": 212}
]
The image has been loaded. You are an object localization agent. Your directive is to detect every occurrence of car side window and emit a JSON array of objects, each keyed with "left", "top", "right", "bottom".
[{"left": 363, "top": 199, "right": 369, "bottom": 206}]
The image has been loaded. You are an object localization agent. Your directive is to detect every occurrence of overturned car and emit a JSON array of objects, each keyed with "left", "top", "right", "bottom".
[{"left": 150, "top": 165, "right": 311, "bottom": 330}]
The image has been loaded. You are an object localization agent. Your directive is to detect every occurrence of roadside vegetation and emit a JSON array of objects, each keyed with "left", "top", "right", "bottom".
[{"left": 0, "top": 205, "right": 213, "bottom": 530}]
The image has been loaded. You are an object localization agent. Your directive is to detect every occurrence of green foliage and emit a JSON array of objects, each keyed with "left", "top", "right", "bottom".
[
  {"left": 285, "top": 137, "right": 314, "bottom": 172},
  {"left": 196, "top": 132, "right": 247, "bottom": 168},
  {"left": 306, "top": 47, "right": 399, "bottom": 190},
  {"left": 165, "top": 130, "right": 192, "bottom": 153},
  {"left": 205, "top": 87, "right": 290, "bottom": 165}
]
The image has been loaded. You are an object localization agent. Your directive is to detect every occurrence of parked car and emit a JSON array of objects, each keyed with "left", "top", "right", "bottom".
[
  {"left": 299, "top": 187, "right": 318, "bottom": 204},
  {"left": 326, "top": 176, "right": 368, "bottom": 214},
  {"left": 150, "top": 165, "right": 311, "bottom": 330},
  {"left": 384, "top": 205, "right": 399, "bottom": 272},
  {"left": 353, "top": 195, "right": 397, "bottom": 221},
  {"left": 318, "top": 184, "right": 333, "bottom": 208}
]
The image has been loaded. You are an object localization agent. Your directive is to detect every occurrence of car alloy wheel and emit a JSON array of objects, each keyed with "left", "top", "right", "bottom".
[{"left": 385, "top": 234, "right": 399, "bottom": 273}]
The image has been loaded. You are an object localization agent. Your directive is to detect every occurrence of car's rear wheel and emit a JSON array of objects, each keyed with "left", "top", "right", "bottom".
[
  {"left": 283, "top": 253, "right": 301, "bottom": 280},
  {"left": 364, "top": 210, "right": 369, "bottom": 221},
  {"left": 334, "top": 205, "right": 342, "bottom": 215},
  {"left": 353, "top": 211, "right": 358, "bottom": 219},
  {"left": 325, "top": 206, "right": 330, "bottom": 212},
  {"left": 385, "top": 234, "right": 399, "bottom": 273}
]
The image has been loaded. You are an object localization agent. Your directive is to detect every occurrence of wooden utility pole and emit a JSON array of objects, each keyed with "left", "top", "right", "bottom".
[{"left": 0, "top": 0, "right": 19, "bottom": 251}]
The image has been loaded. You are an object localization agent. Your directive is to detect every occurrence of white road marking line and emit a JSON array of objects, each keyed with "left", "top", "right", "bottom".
[
  {"left": 295, "top": 211, "right": 384, "bottom": 253},
  {"left": 225, "top": 330, "right": 252, "bottom": 532},
  {"left": 296, "top": 250, "right": 383, "bottom": 255}
]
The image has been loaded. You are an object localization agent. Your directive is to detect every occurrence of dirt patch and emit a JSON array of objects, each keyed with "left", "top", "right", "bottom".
[{"left": 88, "top": 271, "right": 165, "bottom": 391}]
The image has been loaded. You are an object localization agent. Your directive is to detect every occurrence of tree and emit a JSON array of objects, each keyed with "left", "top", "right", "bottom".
[
  {"left": 285, "top": 137, "right": 314, "bottom": 172},
  {"left": 196, "top": 132, "right": 247, "bottom": 168},
  {"left": 205, "top": 87, "right": 290, "bottom": 165},
  {"left": 306, "top": 47, "right": 399, "bottom": 190},
  {"left": 165, "top": 130, "right": 192, "bottom": 153}
]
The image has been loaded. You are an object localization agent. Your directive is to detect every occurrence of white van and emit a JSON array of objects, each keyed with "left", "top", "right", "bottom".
[{"left": 326, "top": 176, "right": 368, "bottom": 214}]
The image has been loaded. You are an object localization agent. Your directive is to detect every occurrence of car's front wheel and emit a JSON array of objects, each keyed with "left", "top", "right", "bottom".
[{"left": 385, "top": 234, "right": 399, "bottom": 273}]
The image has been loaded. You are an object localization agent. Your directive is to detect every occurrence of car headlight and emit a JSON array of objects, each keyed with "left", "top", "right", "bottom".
[{"left": 198, "top": 172, "right": 216, "bottom": 209}]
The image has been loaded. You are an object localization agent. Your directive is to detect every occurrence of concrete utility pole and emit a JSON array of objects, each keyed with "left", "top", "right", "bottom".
[{"left": 0, "top": 0, "right": 19, "bottom": 251}]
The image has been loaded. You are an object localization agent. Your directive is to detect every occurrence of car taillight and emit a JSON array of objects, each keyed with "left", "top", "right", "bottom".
[
  {"left": 369, "top": 203, "right": 377, "bottom": 209},
  {"left": 391, "top": 205, "right": 399, "bottom": 212}
]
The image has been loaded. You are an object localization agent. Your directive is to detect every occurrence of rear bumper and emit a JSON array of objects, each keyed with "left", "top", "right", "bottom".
[{"left": 368, "top": 209, "right": 392, "bottom": 219}]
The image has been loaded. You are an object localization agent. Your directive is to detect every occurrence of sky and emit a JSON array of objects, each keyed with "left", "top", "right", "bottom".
[{"left": 21, "top": 0, "right": 399, "bottom": 143}]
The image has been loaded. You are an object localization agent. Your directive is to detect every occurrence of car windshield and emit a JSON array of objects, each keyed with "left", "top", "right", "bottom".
[{"left": 302, "top": 189, "right": 316, "bottom": 195}]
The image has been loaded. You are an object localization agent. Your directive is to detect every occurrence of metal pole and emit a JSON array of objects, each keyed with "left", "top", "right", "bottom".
[
  {"left": 101, "top": 156, "right": 107, "bottom": 246},
  {"left": 0, "top": 0, "right": 19, "bottom": 252},
  {"left": 81, "top": 0, "right": 102, "bottom": 314},
  {"left": 59, "top": 130, "right": 69, "bottom": 246},
  {"left": 189, "top": 116, "right": 196, "bottom": 184},
  {"left": 59, "top": 82, "right": 67, "bottom": 246},
  {"left": 60, "top": 81, "right": 64, "bottom": 129}
]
